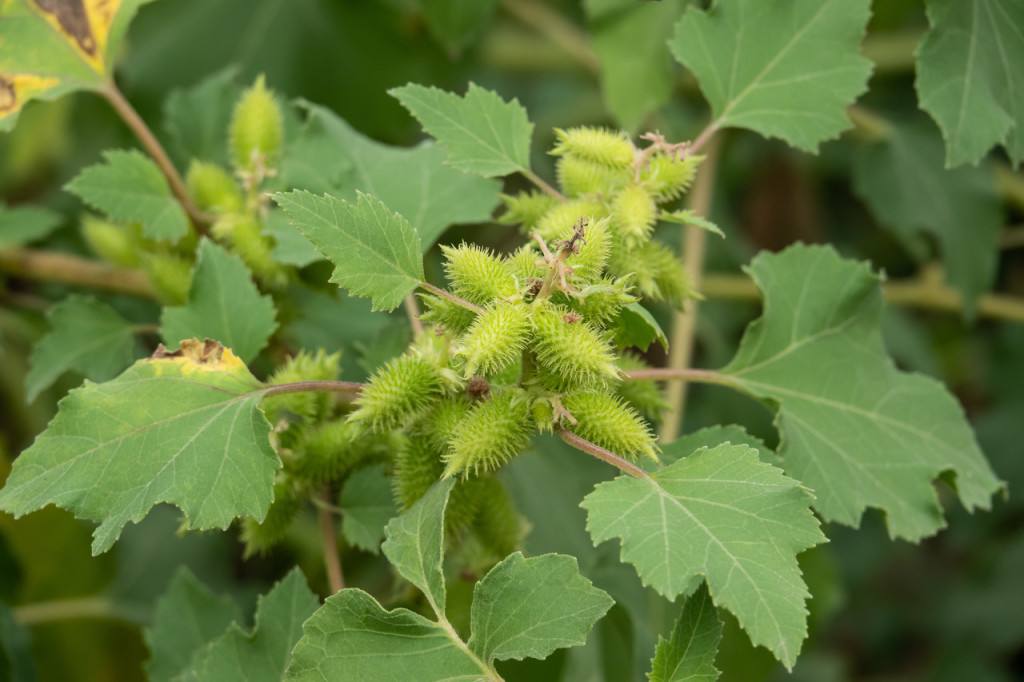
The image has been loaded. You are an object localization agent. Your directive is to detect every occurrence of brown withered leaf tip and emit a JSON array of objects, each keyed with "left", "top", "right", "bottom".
[
  {"left": 34, "top": 0, "right": 97, "bottom": 55},
  {"left": 151, "top": 339, "right": 227, "bottom": 364}
]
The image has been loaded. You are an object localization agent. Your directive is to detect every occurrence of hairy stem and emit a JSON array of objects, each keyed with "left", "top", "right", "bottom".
[
  {"left": 559, "top": 429, "right": 649, "bottom": 479},
  {"left": 14, "top": 596, "right": 148, "bottom": 625},
  {"left": 318, "top": 486, "right": 345, "bottom": 593},
  {"left": 520, "top": 168, "right": 566, "bottom": 200},
  {"left": 101, "top": 82, "right": 211, "bottom": 230},
  {"left": 404, "top": 294, "right": 425, "bottom": 338},
  {"left": 419, "top": 281, "right": 486, "bottom": 315},
  {"left": 0, "top": 248, "right": 157, "bottom": 298},
  {"left": 661, "top": 136, "right": 722, "bottom": 443},
  {"left": 702, "top": 273, "right": 1024, "bottom": 323},
  {"left": 261, "top": 380, "right": 364, "bottom": 397},
  {"left": 623, "top": 367, "right": 736, "bottom": 387}
]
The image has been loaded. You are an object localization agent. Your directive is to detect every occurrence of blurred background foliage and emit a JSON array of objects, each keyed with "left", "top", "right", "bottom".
[{"left": 0, "top": 1, "right": 1021, "bottom": 680}]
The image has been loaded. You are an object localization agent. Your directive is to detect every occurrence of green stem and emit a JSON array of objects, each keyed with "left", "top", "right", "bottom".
[
  {"left": 0, "top": 248, "right": 157, "bottom": 298},
  {"left": 318, "top": 485, "right": 345, "bottom": 593},
  {"left": 701, "top": 272, "right": 1024, "bottom": 323},
  {"left": 661, "top": 137, "right": 722, "bottom": 443},
  {"left": 101, "top": 82, "right": 211, "bottom": 231},
  {"left": 419, "top": 281, "right": 486, "bottom": 315},
  {"left": 622, "top": 367, "right": 736, "bottom": 387},
  {"left": 13, "top": 596, "right": 148, "bottom": 626},
  {"left": 558, "top": 429, "right": 650, "bottom": 479},
  {"left": 520, "top": 168, "right": 565, "bottom": 200},
  {"left": 261, "top": 380, "right": 364, "bottom": 397}
]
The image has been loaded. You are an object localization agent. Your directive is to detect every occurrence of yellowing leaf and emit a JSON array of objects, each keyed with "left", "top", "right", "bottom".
[
  {"left": 0, "top": 339, "right": 279, "bottom": 554},
  {"left": 0, "top": 0, "right": 156, "bottom": 130}
]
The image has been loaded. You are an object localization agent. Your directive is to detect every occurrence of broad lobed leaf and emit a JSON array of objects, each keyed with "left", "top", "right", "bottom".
[
  {"left": 0, "top": 339, "right": 279, "bottom": 554},
  {"left": 298, "top": 102, "right": 500, "bottom": 250},
  {"left": 390, "top": 83, "right": 534, "bottom": 177},
  {"left": 581, "top": 443, "right": 825, "bottom": 669},
  {"left": 648, "top": 584, "right": 722, "bottom": 682},
  {"left": 468, "top": 552, "right": 614, "bottom": 663},
  {"left": 65, "top": 149, "right": 190, "bottom": 241},
  {"left": 285, "top": 588, "right": 489, "bottom": 682},
  {"left": 274, "top": 190, "right": 424, "bottom": 312},
  {"left": 338, "top": 463, "right": 397, "bottom": 554},
  {"left": 915, "top": 0, "right": 1024, "bottom": 166},
  {"left": 26, "top": 295, "right": 140, "bottom": 402},
  {"left": 852, "top": 119, "right": 1003, "bottom": 314},
  {"left": 669, "top": 0, "right": 873, "bottom": 152},
  {"left": 145, "top": 569, "right": 240, "bottom": 682},
  {"left": 161, "top": 239, "right": 278, "bottom": 364},
  {"left": 723, "top": 244, "right": 1003, "bottom": 540}
]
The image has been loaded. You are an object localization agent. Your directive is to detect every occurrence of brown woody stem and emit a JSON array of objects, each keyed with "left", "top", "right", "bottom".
[
  {"left": 101, "top": 82, "right": 211, "bottom": 230},
  {"left": 318, "top": 486, "right": 345, "bottom": 593}
]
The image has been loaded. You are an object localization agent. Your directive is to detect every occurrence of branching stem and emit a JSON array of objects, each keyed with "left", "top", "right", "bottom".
[
  {"left": 404, "top": 294, "right": 425, "bottom": 338},
  {"left": 0, "top": 248, "right": 157, "bottom": 298}
]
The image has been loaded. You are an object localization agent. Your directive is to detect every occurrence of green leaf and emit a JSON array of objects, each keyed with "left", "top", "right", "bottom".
[
  {"left": 338, "top": 464, "right": 397, "bottom": 555},
  {"left": 0, "top": 204, "right": 62, "bottom": 247},
  {"left": 417, "top": 0, "right": 500, "bottom": 54},
  {"left": 187, "top": 569, "right": 319, "bottom": 682},
  {"left": 916, "top": 0, "right": 1024, "bottom": 167},
  {"left": 160, "top": 239, "right": 278, "bottom": 363},
  {"left": 468, "top": 552, "right": 613, "bottom": 663},
  {"left": 381, "top": 479, "right": 454, "bottom": 616},
  {"left": 660, "top": 210, "right": 724, "bottom": 238},
  {"left": 163, "top": 67, "right": 241, "bottom": 167},
  {"left": 662, "top": 425, "right": 778, "bottom": 467},
  {"left": 852, "top": 119, "right": 1002, "bottom": 314},
  {"left": 144, "top": 568, "right": 240, "bottom": 682},
  {"left": 0, "top": 0, "right": 155, "bottom": 130},
  {"left": 65, "top": 149, "right": 189, "bottom": 241},
  {"left": 648, "top": 584, "right": 722, "bottom": 682},
  {"left": 581, "top": 443, "right": 825, "bottom": 668},
  {"left": 589, "top": 0, "right": 685, "bottom": 132},
  {"left": 265, "top": 210, "right": 323, "bottom": 268},
  {"left": 26, "top": 294, "right": 139, "bottom": 402},
  {"left": 0, "top": 340, "right": 279, "bottom": 554},
  {"left": 614, "top": 302, "right": 669, "bottom": 352},
  {"left": 390, "top": 83, "right": 534, "bottom": 177},
  {"left": 285, "top": 588, "right": 489, "bottom": 682},
  {"left": 722, "top": 244, "right": 1003, "bottom": 540},
  {"left": 669, "top": 0, "right": 873, "bottom": 152},
  {"left": 301, "top": 102, "right": 500, "bottom": 250},
  {"left": 273, "top": 190, "right": 425, "bottom": 312}
]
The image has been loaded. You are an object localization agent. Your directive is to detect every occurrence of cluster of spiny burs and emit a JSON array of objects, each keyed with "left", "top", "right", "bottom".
[
  {"left": 363, "top": 131, "right": 701, "bottom": 560},
  {"left": 245, "top": 128, "right": 702, "bottom": 580},
  {"left": 81, "top": 76, "right": 288, "bottom": 303}
]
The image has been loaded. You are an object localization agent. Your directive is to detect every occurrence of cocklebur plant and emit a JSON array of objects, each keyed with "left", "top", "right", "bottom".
[{"left": 0, "top": 0, "right": 1014, "bottom": 679}]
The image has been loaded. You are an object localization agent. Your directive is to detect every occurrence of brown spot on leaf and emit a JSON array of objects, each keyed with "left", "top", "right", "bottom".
[
  {"left": 34, "top": 0, "right": 96, "bottom": 55},
  {"left": 151, "top": 339, "right": 227, "bottom": 364},
  {"left": 0, "top": 77, "right": 14, "bottom": 114}
]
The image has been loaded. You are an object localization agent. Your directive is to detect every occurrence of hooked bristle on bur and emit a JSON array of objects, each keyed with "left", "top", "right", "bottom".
[
  {"left": 348, "top": 354, "right": 442, "bottom": 433},
  {"left": 441, "top": 243, "right": 517, "bottom": 305},
  {"left": 531, "top": 303, "right": 620, "bottom": 390},
  {"left": 562, "top": 391, "right": 659, "bottom": 463},
  {"left": 443, "top": 389, "right": 532, "bottom": 478},
  {"left": 551, "top": 127, "right": 635, "bottom": 169},
  {"left": 457, "top": 302, "right": 532, "bottom": 377}
]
